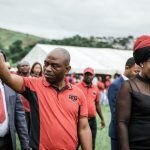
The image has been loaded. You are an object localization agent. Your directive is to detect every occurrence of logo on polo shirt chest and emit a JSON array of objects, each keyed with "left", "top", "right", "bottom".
[{"left": 68, "top": 94, "right": 78, "bottom": 102}]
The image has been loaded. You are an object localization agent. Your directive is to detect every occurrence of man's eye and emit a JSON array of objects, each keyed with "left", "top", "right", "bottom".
[
  {"left": 44, "top": 62, "right": 49, "bottom": 66},
  {"left": 52, "top": 64, "right": 59, "bottom": 68}
]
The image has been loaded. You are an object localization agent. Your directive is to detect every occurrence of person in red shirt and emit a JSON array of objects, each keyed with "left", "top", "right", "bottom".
[
  {"left": 97, "top": 76, "right": 105, "bottom": 105},
  {"left": 0, "top": 48, "right": 92, "bottom": 150},
  {"left": 77, "top": 67, "right": 105, "bottom": 150},
  {"left": 105, "top": 75, "right": 111, "bottom": 90},
  {"left": 104, "top": 75, "right": 111, "bottom": 105}
]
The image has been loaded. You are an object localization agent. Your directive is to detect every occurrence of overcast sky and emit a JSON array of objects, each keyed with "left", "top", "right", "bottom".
[{"left": 0, "top": 0, "right": 150, "bottom": 39}]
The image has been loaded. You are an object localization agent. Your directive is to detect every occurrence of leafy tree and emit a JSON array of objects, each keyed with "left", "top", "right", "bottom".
[
  {"left": 4, "top": 35, "right": 134, "bottom": 64},
  {"left": 8, "top": 40, "right": 23, "bottom": 63}
]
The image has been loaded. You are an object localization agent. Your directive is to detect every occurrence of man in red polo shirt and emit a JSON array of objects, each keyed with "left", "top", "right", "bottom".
[
  {"left": 0, "top": 48, "right": 92, "bottom": 150},
  {"left": 77, "top": 67, "right": 105, "bottom": 150}
]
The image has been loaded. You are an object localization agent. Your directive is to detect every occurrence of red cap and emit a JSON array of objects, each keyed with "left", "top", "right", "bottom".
[
  {"left": 134, "top": 35, "right": 150, "bottom": 51},
  {"left": 83, "top": 67, "right": 94, "bottom": 75}
]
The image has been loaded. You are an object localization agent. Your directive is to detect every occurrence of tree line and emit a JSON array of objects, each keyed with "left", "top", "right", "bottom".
[{"left": 0, "top": 35, "right": 134, "bottom": 64}]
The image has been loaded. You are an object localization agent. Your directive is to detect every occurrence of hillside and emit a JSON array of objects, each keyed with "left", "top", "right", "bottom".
[
  {"left": 0, "top": 28, "right": 49, "bottom": 49},
  {"left": 0, "top": 28, "right": 133, "bottom": 64}
]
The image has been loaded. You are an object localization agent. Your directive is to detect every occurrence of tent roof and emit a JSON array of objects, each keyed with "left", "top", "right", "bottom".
[{"left": 21, "top": 44, "right": 133, "bottom": 74}]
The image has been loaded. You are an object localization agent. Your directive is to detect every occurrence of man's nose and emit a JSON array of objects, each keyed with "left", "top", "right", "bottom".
[{"left": 46, "top": 65, "right": 52, "bottom": 72}]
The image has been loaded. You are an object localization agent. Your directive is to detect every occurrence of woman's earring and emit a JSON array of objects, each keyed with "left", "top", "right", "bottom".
[{"left": 141, "top": 64, "right": 144, "bottom": 68}]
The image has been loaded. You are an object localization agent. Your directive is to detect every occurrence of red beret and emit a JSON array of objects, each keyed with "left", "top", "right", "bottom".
[{"left": 134, "top": 35, "right": 150, "bottom": 51}]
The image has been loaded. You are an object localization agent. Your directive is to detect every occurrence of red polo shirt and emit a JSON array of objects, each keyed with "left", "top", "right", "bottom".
[
  {"left": 76, "top": 81, "right": 100, "bottom": 117},
  {"left": 21, "top": 77, "right": 88, "bottom": 150}
]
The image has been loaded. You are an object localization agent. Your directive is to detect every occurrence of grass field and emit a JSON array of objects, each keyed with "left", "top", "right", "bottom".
[
  {"left": 17, "top": 106, "right": 111, "bottom": 150},
  {"left": 95, "top": 106, "right": 111, "bottom": 150}
]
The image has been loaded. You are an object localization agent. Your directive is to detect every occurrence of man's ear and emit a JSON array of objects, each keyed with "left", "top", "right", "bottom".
[
  {"left": 125, "top": 66, "right": 129, "bottom": 70},
  {"left": 65, "top": 65, "right": 71, "bottom": 74},
  {"left": 140, "top": 63, "right": 144, "bottom": 68}
]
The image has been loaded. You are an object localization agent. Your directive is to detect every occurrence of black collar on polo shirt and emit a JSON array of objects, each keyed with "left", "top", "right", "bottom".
[{"left": 42, "top": 77, "right": 72, "bottom": 92}]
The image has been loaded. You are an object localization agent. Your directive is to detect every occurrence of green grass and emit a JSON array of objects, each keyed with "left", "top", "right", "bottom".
[
  {"left": 95, "top": 106, "right": 111, "bottom": 150},
  {"left": 17, "top": 106, "right": 111, "bottom": 150},
  {"left": 16, "top": 135, "right": 21, "bottom": 150}
]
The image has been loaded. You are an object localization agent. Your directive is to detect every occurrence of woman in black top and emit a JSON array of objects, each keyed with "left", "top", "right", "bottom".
[{"left": 117, "top": 35, "right": 150, "bottom": 150}]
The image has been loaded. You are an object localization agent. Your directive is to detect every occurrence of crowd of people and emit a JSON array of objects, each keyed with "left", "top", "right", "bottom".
[
  {"left": 66, "top": 73, "right": 115, "bottom": 106},
  {"left": 0, "top": 35, "right": 150, "bottom": 150}
]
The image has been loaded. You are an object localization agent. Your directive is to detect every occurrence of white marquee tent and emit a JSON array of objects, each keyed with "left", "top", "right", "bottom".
[{"left": 21, "top": 44, "right": 133, "bottom": 75}]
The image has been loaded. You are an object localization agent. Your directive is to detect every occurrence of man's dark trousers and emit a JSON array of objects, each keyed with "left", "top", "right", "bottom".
[
  {"left": 0, "top": 133, "right": 13, "bottom": 150},
  {"left": 88, "top": 117, "right": 97, "bottom": 150}
]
